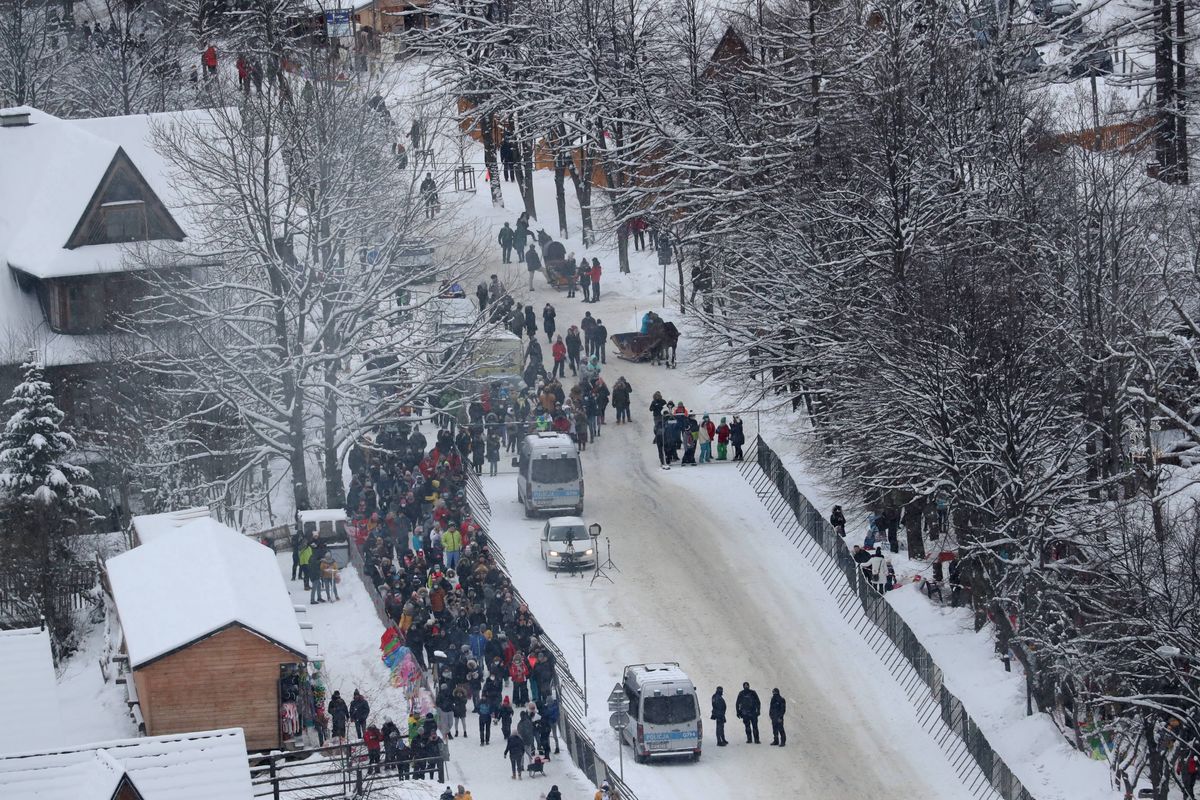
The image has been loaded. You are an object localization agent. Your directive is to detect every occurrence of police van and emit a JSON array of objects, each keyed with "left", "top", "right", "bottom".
[
  {"left": 516, "top": 432, "right": 584, "bottom": 517},
  {"left": 621, "top": 663, "right": 702, "bottom": 762}
]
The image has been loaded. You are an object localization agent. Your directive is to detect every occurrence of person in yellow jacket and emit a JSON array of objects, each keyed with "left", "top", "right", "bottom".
[
  {"left": 594, "top": 780, "right": 617, "bottom": 800},
  {"left": 442, "top": 526, "right": 463, "bottom": 569},
  {"left": 298, "top": 539, "right": 315, "bottom": 591},
  {"left": 453, "top": 785, "right": 472, "bottom": 800},
  {"left": 319, "top": 553, "right": 339, "bottom": 601}
]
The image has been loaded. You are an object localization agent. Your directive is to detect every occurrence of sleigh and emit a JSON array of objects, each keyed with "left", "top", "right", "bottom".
[
  {"left": 611, "top": 318, "right": 679, "bottom": 366},
  {"left": 541, "top": 240, "right": 571, "bottom": 290},
  {"left": 610, "top": 331, "right": 662, "bottom": 362}
]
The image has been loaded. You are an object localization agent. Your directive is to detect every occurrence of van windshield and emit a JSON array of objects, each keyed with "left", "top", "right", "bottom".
[
  {"left": 531, "top": 457, "right": 579, "bottom": 484},
  {"left": 643, "top": 694, "right": 697, "bottom": 725}
]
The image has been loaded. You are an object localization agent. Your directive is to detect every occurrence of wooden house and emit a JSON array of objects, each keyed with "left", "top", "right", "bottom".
[
  {"left": 0, "top": 106, "right": 215, "bottom": 510},
  {"left": 105, "top": 513, "right": 311, "bottom": 751}
]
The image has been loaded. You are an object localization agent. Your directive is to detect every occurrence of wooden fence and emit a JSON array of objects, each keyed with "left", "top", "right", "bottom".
[{"left": 0, "top": 564, "right": 97, "bottom": 626}]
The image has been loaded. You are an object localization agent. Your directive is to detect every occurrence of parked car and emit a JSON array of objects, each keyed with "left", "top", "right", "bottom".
[{"left": 540, "top": 516, "right": 594, "bottom": 571}]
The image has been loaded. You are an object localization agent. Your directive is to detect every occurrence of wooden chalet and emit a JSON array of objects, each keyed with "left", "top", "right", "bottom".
[{"left": 105, "top": 511, "right": 312, "bottom": 750}]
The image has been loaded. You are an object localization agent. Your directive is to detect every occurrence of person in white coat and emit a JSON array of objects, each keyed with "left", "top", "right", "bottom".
[{"left": 867, "top": 547, "right": 888, "bottom": 594}]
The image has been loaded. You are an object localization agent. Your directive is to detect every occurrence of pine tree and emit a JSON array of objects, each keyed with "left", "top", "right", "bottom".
[
  {"left": 0, "top": 359, "right": 98, "bottom": 515},
  {"left": 0, "top": 359, "right": 98, "bottom": 654}
]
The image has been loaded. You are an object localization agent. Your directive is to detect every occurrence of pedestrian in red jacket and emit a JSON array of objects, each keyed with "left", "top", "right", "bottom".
[
  {"left": 364, "top": 724, "right": 384, "bottom": 774},
  {"left": 202, "top": 45, "right": 217, "bottom": 79},
  {"left": 552, "top": 336, "right": 567, "bottom": 379},
  {"left": 509, "top": 652, "right": 530, "bottom": 705},
  {"left": 588, "top": 259, "right": 602, "bottom": 302}
]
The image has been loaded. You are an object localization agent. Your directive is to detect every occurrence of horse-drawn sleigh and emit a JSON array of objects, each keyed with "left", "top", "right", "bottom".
[{"left": 610, "top": 311, "right": 679, "bottom": 367}]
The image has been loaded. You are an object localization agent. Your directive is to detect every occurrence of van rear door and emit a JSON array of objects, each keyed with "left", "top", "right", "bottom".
[
  {"left": 640, "top": 693, "right": 699, "bottom": 754},
  {"left": 529, "top": 455, "right": 581, "bottom": 508}
]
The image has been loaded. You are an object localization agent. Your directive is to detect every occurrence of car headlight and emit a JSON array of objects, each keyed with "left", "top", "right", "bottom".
[
  {"left": 548, "top": 551, "right": 559, "bottom": 557},
  {"left": 584, "top": 549, "right": 594, "bottom": 555}
]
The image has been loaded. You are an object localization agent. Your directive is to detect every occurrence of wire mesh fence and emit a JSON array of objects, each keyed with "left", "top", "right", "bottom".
[{"left": 738, "top": 436, "right": 1035, "bottom": 800}]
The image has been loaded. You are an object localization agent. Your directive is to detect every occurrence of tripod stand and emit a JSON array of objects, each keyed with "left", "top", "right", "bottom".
[
  {"left": 590, "top": 536, "right": 619, "bottom": 586},
  {"left": 556, "top": 537, "right": 584, "bottom": 579}
]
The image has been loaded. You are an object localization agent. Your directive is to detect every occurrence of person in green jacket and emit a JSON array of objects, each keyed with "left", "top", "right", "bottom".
[
  {"left": 298, "top": 538, "right": 315, "bottom": 591},
  {"left": 443, "top": 526, "right": 463, "bottom": 569}
]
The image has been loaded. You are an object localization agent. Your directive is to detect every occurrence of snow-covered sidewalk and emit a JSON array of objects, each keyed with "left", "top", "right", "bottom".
[{"left": 274, "top": 552, "right": 598, "bottom": 799}]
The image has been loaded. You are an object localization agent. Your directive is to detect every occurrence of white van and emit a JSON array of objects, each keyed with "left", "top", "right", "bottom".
[
  {"left": 516, "top": 433, "right": 583, "bottom": 517},
  {"left": 621, "top": 663, "right": 702, "bottom": 762}
]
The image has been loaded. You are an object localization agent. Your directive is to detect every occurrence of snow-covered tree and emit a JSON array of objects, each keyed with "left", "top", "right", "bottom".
[
  {"left": 0, "top": 0, "right": 67, "bottom": 108},
  {"left": 118, "top": 10, "right": 493, "bottom": 517},
  {"left": 0, "top": 359, "right": 99, "bottom": 515},
  {"left": 59, "top": 0, "right": 193, "bottom": 117},
  {"left": 0, "top": 358, "right": 99, "bottom": 654}
]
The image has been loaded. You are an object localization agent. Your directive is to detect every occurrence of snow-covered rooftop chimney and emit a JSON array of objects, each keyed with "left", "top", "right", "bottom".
[{"left": 0, "top": 109, "right": 32, "bottom": 127}]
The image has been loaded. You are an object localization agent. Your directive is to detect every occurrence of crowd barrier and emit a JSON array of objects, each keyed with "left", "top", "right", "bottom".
[{"left": 739, "top": 436, "right": 1034, "bottom": 800}]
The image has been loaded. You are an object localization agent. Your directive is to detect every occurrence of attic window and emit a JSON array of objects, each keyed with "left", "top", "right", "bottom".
[{"left": 97, "top": 200, "right": 147, "bottom": 243}]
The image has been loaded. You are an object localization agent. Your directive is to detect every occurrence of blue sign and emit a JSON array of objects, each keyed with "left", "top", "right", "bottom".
[
  {"left": 644, "top": 730, "right": 698, "bottom": 742},
  {"left": 324, "top": 9, "right": 353, "bottom": 37}
]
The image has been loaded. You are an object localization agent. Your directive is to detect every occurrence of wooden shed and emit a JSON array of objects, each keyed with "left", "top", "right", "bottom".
[{"left": 106, "top": 514, "right": 310, "bottom": 751}]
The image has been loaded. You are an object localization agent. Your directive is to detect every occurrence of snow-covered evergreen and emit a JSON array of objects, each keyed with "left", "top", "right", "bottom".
[{"left": 0, "top": 359, "right": 98, "bottom": 515}]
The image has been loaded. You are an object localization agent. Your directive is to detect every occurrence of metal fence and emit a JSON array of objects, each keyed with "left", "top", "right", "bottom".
[
  {"left": 739, "top": 435, "right": 1034, "bottom": 800},
  {"left": 463, "top": 471, "right": 640, "bottom": 800},
  {"left": 250, "top": 741, "right": 446, "bottom": 799}
]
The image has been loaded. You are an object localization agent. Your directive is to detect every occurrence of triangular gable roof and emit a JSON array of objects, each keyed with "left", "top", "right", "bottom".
[
  {"left": 704, "top": 25, "right": 752, "bottom": 79},
  {"left": 106, "top": 514, "right": 308, "bottom": 669},
  {"left": 64, "top": 148, "right": 185, "bottom": 250},
  {"left": 0, "top": 728, "right": 253, "bottom": 800},
  {"left": 111, "top": 772, "right": 147, "bottom": 800},
  {"left": 0, "top": 106, "right": 211, "bottom": 280}
]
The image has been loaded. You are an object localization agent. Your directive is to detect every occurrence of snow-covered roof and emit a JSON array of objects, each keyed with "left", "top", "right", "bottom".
[
  {"left": 130, "top": 507, "right": 212, "bottom": 545},
  {"left": 0, "top": 107, "right": 207, "bottom": 280},
  {"left": 0, "top": 628, "right": 62, "bottom": 755},
  {"left": 107, "top": 513, "right": 308, "bottom": 668},
  {"left": 0, "top": 106, "right": 212, "bottom": 368},
  {"left": 297, "top": 508, "right": 348, "bottom": 524},
  {"left": 0, "top": 728, "right": 254, "bottom": 800}
]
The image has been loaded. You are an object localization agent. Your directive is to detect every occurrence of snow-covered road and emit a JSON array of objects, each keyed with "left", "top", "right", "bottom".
[{"left": 476, "top": 268, "right": 974, "bottom": 800}]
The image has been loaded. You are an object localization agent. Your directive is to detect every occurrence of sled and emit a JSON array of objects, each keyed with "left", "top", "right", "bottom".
[
  {"left": 610, "top": 332, "right": 661, "bottom": 362},
  {"left": 544, "top": 261, "right": 573, "bottom": 289},
  {"left": 541, "top": 240, "right": 572, "bottom": 290},
  {"left": 612, "top": 317, "right": 679, "bottom": 366}
]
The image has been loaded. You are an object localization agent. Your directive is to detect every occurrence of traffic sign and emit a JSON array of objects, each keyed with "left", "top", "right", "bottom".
[
  {"left": 609, "top": 711, "right": 630, "bottom": 730},
  {"left": 607, "top": 684, "right": 626, "bottom": 711}
]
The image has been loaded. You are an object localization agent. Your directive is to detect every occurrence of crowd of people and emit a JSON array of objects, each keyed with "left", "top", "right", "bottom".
[
  {"left": 464, "top": 273, "right": 631, "bottom": 454},
  {"left": 302, "top": 211, "right": 763, "bottom": 793},
  {"left": 646, "top": 393, "right": 744, "bottom": 471},
  {"left": 497, "top": 217, "right": 606, "bottom": 301},
  {"left": 328, "top": 419, "right": 567, "bottom": 786}
]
